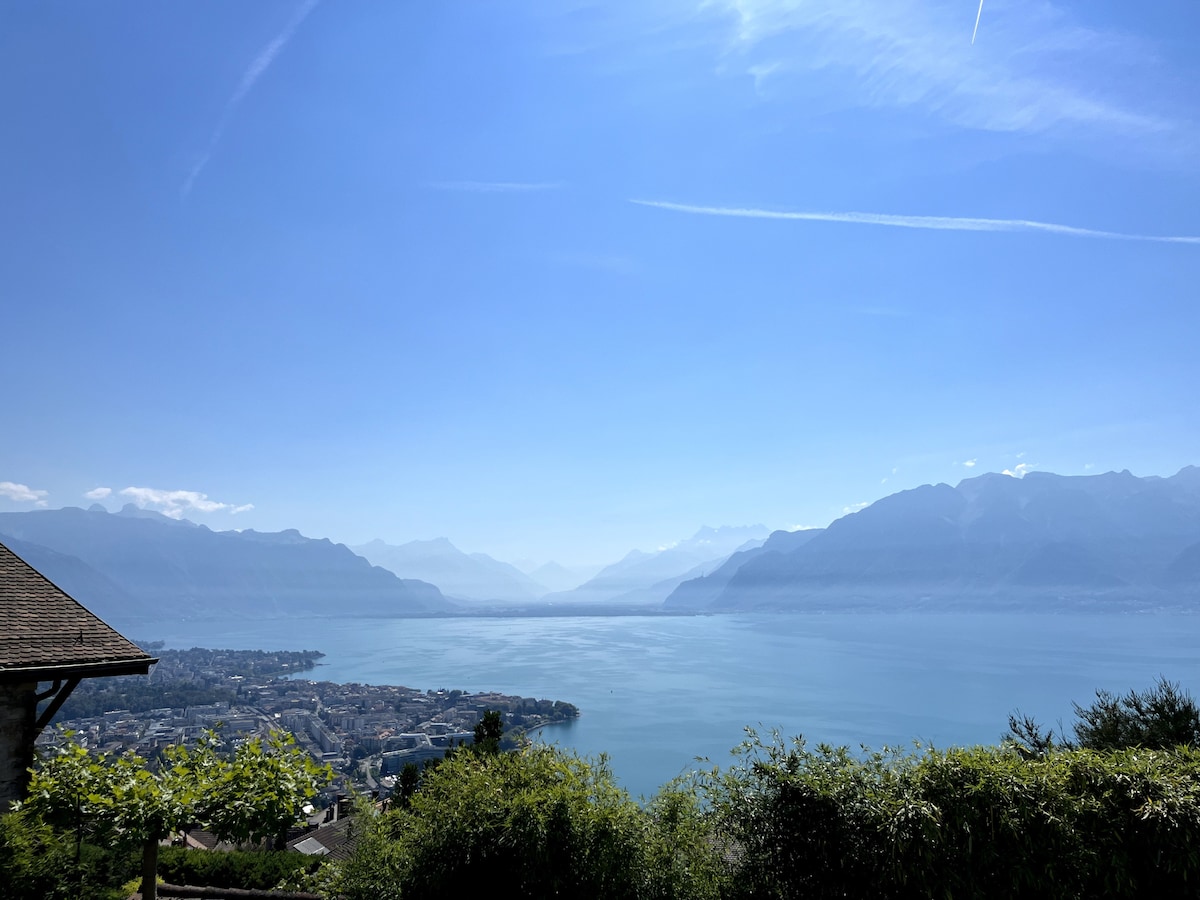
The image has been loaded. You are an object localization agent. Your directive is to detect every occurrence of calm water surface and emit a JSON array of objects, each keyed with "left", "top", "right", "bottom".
[{"left": 134, "top": 612, "right": 1200, "bottom": 799}]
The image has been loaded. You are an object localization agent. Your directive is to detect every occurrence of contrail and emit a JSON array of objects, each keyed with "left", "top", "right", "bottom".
[
  {"left": 971, "top": 0, "right": 985, "bottom": 45},
  {"left": 182, "top": 0, "right": 320, "bottom": 197},
  {"left": 629, "top": 199, "right": 1200, "bottom": 245}
]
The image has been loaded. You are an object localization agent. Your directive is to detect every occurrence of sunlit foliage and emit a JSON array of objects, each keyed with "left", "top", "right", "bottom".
[{"left": 16, "top": 729, "right": 331, "bottom": 900}]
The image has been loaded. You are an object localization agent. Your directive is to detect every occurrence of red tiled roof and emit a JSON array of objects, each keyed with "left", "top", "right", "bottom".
[{"left": 0, "top": 540, "right": 155, "bottom": 679}]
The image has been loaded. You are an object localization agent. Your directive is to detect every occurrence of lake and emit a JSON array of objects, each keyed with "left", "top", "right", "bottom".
[{"left": 133, "top": 611, "right": 1200, "bottom": 800}]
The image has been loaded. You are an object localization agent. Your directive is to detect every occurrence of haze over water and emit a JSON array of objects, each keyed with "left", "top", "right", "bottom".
[{"left": 144, "top": 611, "right": 1200, "bottom": 799}]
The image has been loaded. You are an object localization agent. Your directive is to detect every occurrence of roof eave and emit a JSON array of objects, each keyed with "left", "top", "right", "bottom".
[{"left": 0, "top": 657, "right": 158, "bottom": 684}]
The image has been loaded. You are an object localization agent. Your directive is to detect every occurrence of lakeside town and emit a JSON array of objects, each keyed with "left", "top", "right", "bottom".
[{"left": 41, "top": 644, "right": 580, "bottom": 806}]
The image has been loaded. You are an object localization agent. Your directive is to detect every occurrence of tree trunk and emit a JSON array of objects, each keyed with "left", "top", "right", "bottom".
[{"left": 141, "top": 835, "right": 159, "bottom": 900}]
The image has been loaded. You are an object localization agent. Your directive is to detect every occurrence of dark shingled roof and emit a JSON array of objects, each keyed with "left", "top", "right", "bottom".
[
  {"left": 287, "top": 816, "right": 359, "bottom": 861},
  {"left": 0, "top": 540, "right": 155, "bottom": 681}
]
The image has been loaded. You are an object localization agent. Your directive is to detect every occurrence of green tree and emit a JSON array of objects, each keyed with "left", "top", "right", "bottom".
[
  {"left": 396, "top": 762, "right": 420, "bottom": 808},
  {"left": 1073, "top": 677, "right": 1200, "bottom": 750},
  {"left": 19, "top": 730, "right": 331, "bottom": 900},
  {"left": 697, "top": 729, "right": 1200, "bottom": 899},
  {"left": 0, "top": 807, "right": 136, "bottom": 900},
  {"left": 1007, "top": 677, "right": 1200, "bottom": 754},
  {"left": 337, "top": 743, "right": 719, "bottom": 900},
  {"left": 472, "top": 709, "right": 504, "bottom": 755}
]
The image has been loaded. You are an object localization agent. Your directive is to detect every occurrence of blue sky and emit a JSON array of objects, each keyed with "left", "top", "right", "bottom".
[{"left": 2, "top": 0, "right": 1198, "bottom": 566}]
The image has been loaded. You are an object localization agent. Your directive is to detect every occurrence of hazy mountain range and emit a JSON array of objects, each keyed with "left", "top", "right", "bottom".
[
  {"left": 665, "top": 467, "right": 1200, "bottom": 611},
  {"left": 3, "top": 467, "right": 1198, "bottom": 623},
  {"left": 351, "top": 528, "right": 767, "bottom": 607},
  {"left": 524, "top": 560, "right": 603, "bottom": 595},
  {"left": 351, "top": 537, "right": 548, "bottom": 604},
  {"left": 0, "top": 504, "right": 449, "bottom": 623},
  {"left": 540, "top": 525, "right": 770, "bottom": 607}
]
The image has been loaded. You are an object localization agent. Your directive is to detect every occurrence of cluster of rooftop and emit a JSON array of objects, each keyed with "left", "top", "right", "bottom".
[{"left": 1, "top": 539, "right": 577, "bottom": 805}]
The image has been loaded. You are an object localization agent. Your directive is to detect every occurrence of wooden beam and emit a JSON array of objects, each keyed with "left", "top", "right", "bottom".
[
  {"left": 33, "top": 679, "right": 62, "bottom": 703},
  {"left": 34, "top": 677, "right": 81, "bottom": 734}
]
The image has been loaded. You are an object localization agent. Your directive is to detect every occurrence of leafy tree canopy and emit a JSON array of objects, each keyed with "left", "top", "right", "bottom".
[
  {"left": 1008, "top": 677, "right": 1200, "bottom": 754},
  {"left": 1073, "top": 677, "right": 1200, "bottom": 751},
  {"left": 337, "top": 743, "right": 721, "bottom": 900},
  {"left": 472, "top": 709, "right": 504, "bottom": 755},
  {"left": 18, "top": 729, "right": 331, "bottom": 900}
]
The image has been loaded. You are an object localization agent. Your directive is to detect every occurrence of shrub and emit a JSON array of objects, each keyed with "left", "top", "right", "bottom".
[
  {"left": 0, "top": 810, "right": 136, "bottom": 900},
  {"left": 156, "top": 847, "right": 324, "bottom": 891},
  {"left": 1073, "top": 678, "right": 1200, "bottom": 750},
  {"left": 337, "top": 743, "right": 720, "bottom": 900},
  {"left": 699, "top": 732, "right": 904, "bottom": 899},
  {"left": 698, "top": 731, "right": 1200, "bottom": 900},
  {"left": 1008, "top": 677, "right": 1200, "bottom": 754}
]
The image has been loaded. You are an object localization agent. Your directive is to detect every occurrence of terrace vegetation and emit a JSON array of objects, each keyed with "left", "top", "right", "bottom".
[{"left": 4, "top": 681, "right": 1200, "bottom": 899}]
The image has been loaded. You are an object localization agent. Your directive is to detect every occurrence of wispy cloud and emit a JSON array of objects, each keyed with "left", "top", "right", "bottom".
[
  {"left": 701, "top": 0, "right": 1180, "bottom": 140},
  {"left": 119, "top": 486, "right": 253, "bottom": 520},
  {"left": 429, "top": 181, "right": 564, "bottom": 193},
  {"left": 963, "top": 459, "right": 978, "bottom": 468},
  {"left": 631, "top": 199, "right": 1200, "bottom": 245},
  {"left": 84, "top": 487, "right": 112, "bottom": 500},
  {"left": 0, "top": 481, "right": 48, "bottom": 506},
  {"left": 1002, "top": 463, "right": 1034, "bottom": 478},
  {"left": 842, "top": 501, "right": 869, "bottom": 514},
  {"left": 182, "top": 0, "right": 320, "bottom": 197}
]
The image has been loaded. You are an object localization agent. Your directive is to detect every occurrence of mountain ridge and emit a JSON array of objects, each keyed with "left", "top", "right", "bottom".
[
  {"left": 0, "top": 506, "right": 450, "bottom": 623},
  {"left": 351, "top": 537, "right": 547, "bottom": 604},
  {"left": 664, "top": 467, "right": 1200, "bottom": 611},
  {"left": 542, "top": 525, "right": 770, "bottom": 607}
]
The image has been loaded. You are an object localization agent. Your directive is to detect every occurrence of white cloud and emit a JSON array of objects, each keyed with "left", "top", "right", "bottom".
[
  {"left": 182, "top": 0, "right": 320, "bottom": 196},
  {"left": 84, "top": 487, "right": 112, "bottom": 500},
  {"left": 1002, "top": 463, "right": 1033, "bottom": 478},
  {"left": 842, "top": 501, "right": 869, "bottom": 514},
  {"left": 630, "top": 200, "right": 1200, "bottom": 244},
  {"left": 963, "top": 459, "right": 977, "bottom": 468},
  {"left": 0, "top": 481, "right": 48, "bottom": 506},
  {"left": 429, "top": 181, "right": 564, "bottom": 193},
  {"left": 701, "top": 0, "right": 1178, "bottom": 140},
  {"left": 119, "top": 486, "right": 253, "bottom": 520}
]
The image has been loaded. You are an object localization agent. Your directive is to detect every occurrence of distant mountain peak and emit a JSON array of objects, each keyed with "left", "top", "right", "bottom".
[
  {"left": 667, "top": 466, "right": 1200, "bottom": 612},
  {"left": 0, "top": 507, "right": 449, "bottom": 621},
  {"left": 351, "top": 537, "right": 543, "bottom": 603},
  {"left": 1171, "top": 465, "right": 1200, "bottom": 489},
  {"left": 115, "top": 503, "right": 197, "bottom": 526},
  {"left": 690, "top": 524, "right": 768, "bottom": 541}
]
